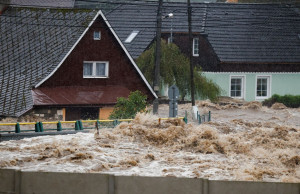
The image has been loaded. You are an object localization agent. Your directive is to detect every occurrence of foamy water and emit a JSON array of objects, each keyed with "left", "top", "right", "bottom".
[{"left": 0, "top": 102, "right": 299, "bottom": 182}]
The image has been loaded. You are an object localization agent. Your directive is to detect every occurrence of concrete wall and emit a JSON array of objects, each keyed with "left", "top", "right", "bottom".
[
  {"left": 25, "top": 107, "right": 64, "bottom": 120},
  {"left": 203, "top": 72, "right": 300, "bottom": 101},
  {"left": 0, "top": 169, "right": 299, "bottom": 194}
]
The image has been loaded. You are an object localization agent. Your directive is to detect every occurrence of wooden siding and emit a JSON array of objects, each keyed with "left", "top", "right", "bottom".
[
  {"left": 40, "top": 15, "right": 154, "bottom": 102},
  {"left": 162, "top": 33, "right": 219, "bottom": 71}
]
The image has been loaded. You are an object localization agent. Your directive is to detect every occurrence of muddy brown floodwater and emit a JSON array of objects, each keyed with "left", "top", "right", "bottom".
[{"left": 0, "top": 100, "right": 299, "bottom": 182}]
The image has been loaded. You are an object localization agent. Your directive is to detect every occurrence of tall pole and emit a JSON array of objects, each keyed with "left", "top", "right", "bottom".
[
  {"left": 187, "top": 0, "right": 195, "bottom": 106},
  {"left": 153, "top": 0, "right": 163, "bottom": 114}
]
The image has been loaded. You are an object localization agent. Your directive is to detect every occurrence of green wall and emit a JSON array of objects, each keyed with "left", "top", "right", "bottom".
[{"left": 203, "top": 72, "right": 300, "bottom": 101}]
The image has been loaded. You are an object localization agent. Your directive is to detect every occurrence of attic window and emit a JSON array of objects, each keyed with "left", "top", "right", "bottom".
[
  {"left": 193, "top": 38, "right": 199, "bottom": 56},
  {"left": 125, "top": 31, "right": 139, "bottom": 43},
  {"left": 94, "top": 31, "right": 101, "bottom": 40}
]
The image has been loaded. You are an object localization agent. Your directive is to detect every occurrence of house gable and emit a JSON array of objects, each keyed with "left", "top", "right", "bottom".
[{"left": 35, "top": 10, "right": 156, "bottom": 106}]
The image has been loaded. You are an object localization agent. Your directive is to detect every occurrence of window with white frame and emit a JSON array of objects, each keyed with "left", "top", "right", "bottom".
[
  {"left": 230, "top": 76, "right": 244, "bottom": 98},
  {"left": 94, "top": 31, "right": 101, "bottom": 40},
  {"left": 193, "top": 38, "right": 199, "bottom": 56},
  {"left": 83, "top": 61, "right": 109, "bottom": 78},
  {"left": 256, "top": 76, "right": 270, "bottom": 99}
]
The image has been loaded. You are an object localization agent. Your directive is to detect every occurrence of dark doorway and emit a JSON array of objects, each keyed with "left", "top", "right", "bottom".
[{"left": 66, "top": 107, "right": 99, "bottom": 121}]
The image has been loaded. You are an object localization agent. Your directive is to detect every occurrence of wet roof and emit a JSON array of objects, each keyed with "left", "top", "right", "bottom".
[
  {"left": 0, "top": 7, "right": 97, "bottom": 116},
  {"left": 106, "top": 2, "right": 300, "bottom": 62}
]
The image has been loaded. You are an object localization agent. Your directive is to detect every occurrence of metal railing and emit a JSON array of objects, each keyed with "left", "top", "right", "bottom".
[
  {"left": 196, "top": 111, "right": 211, "bottom": 124},
  {"left": 0, "top": 116, "right": 188, "bottom": 134}
]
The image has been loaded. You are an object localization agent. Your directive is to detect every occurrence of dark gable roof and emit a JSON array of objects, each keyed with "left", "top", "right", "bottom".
[
  {"left": 106, "top": 2, "right": 300, "bottom": 63},
  {"left": 0, "top": 7, "right": 97, "bottom": 116}
]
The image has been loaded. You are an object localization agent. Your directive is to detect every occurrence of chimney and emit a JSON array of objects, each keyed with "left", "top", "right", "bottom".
[
  {"left": 226, "top": 0, "right": 238, "bottom": 2},
  {"left": 0, "top": 0, "right": 10, "bottom": 14}
]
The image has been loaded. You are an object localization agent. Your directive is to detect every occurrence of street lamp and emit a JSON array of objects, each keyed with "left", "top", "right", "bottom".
[{"left": 163, "top": 13, "right": 174, "bottom": 43}]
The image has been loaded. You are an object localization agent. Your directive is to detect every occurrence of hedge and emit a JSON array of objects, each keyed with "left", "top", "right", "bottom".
[{"left": 262, "top": 94, "right": 300, "bottom": 108}]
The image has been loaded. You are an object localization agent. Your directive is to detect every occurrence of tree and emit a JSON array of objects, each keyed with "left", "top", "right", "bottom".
[
  {"left": 136, "top": 40, "right": 221, "bottom": 101},
  {"left": 109, "top": 90, "right": 147, "bottom": 119}
]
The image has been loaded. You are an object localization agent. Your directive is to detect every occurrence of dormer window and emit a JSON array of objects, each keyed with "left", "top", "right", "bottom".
[
  {"left": 94, "top": 31, "right": 101, "bottom": 40},
  {"left": 125, "top": 31, "right": 139, "bottom": 43}
]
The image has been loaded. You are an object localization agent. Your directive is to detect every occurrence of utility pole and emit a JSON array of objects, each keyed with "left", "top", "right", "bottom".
[
  {"left": 187, "top": 0, "right": 195, "bottom": 106},
  {"left": 153, "top": 0, "right": 163, "bottom": 114}
]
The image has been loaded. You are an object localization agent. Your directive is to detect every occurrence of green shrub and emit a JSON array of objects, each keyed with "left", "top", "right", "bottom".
[
  {"left": 262, "top": 94, "right": 300, "bottom": 108},
  {"left": 109, "top": 90, "right": 147, "bottom": 119}
]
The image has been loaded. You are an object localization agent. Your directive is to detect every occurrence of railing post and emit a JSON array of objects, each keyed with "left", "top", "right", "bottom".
[
  {"left": 57, "top": 121, "right": 62, "bottom": 131},
  {"left": 15, "top": 122, "right": 20, "bottom": 133},
  {"left": 39, "top": 122, "right": 44, "bottom": 132},
  {"left": 183, "top": 111, "right": 188, "bottom": 124},
  {"left": 35, "top": 122, "right": 40, "bottom": 132},
  {"left": 96, "top": 120, "right": 100, "bottom": 135},
  {"left": 113, "top": 120, "right": 119, "bottom": 127},
  {"left": 75, "top": 120, "right": 80, "bottom": 130},
  {"left": 78, "top": 120, "right": 83, "bottom": 130},
  {"left": 198, "top": 114, "right": 201, "bottom": 124}
]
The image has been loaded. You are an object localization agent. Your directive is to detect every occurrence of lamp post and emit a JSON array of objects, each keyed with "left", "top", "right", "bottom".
[{"left": 163, "top": 13, "right": 174, "bottom": 43}]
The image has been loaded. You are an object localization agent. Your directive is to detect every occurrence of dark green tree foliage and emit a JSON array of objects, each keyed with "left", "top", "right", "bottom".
[
  {"left": 109, "top": 90, "right": 147, "bottom": 119},
  {"left": 263, "top": 94, "right": 300, "bottom": 108},
  {"left": 136, "top": 40, "right": 221, "bottom": 101}
]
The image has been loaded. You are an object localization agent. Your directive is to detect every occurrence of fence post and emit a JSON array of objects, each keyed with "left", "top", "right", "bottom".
[
  {"left": 35, "top": 122, "right": 40, "bottom": 132},
  {"left": 113, "top": 120, "right": 119, "bottom": 127},
  {"left": 96, "top": 120, "right": 100, "bottom": 135},
  {"left": 57, "top": 121, "right": 62, "bottom": 131},
  {"left": 183, "top": 111, "right": 188, "bottom": 124},
  {"left": 39, "top": 122, "right": 44, "bottom": 132},
  {"left": 75, "top": 121, "right": 80, "bottom": 130},
  {"left": 198, "top": 114, "right": 201, "bottom": 124},
  {"left": 15, "top": 123, "right": 21, "bottom": 133},
  {"left": 78, "top": 120, "right": 83, "bottom": 130},
  {"left": 208, "top": 111, "right": 211, "bottom": 122}
]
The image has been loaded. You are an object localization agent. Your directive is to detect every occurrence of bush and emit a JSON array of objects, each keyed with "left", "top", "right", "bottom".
[
  {"left": 262, "top": 94, "right": 300, "bottom": 108},
  {"left": 109, "top": 91, "right": 147, "bottom": 119}
]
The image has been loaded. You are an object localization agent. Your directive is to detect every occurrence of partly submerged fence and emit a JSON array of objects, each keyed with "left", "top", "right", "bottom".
[
  {"left": 0, "top": 116, "right": 188, "bottom": 134},
  {"left": 196, "top": 111, "right": 211, "bottom": 124}
]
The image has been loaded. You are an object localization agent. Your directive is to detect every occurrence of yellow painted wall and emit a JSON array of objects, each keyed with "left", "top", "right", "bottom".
[{"left": 99, "top": 107, "right": 114, "bottom": 120}]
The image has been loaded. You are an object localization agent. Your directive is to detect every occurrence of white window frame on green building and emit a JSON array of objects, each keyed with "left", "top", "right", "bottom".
[
  {"left": 255, "top": 75, "right": 271, "bottom": 100},
  {"left": 229, "top": 75, "right": 245, "bottom": 99}
]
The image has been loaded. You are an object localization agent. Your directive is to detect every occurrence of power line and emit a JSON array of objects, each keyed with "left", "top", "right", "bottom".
[
  {"left": 1, "top": 5, "right": 299, "bottom": 29},
  {"left": 2, "top": 0, "right": 300, "bottom": 9}
]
